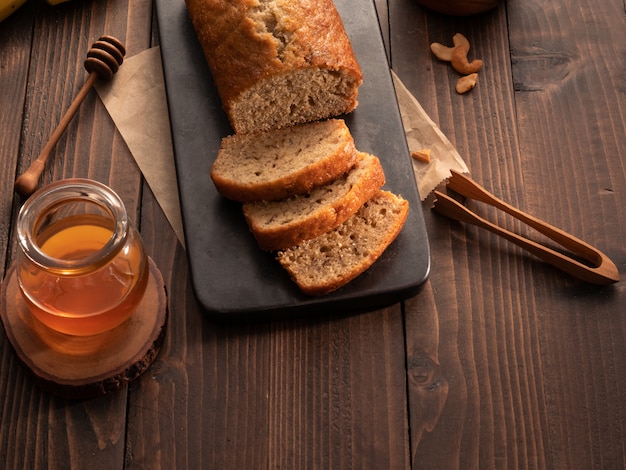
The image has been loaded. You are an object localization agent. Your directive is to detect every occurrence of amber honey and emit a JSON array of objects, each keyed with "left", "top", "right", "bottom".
[{"left": 16, "top": 179, "right": 148, "bottom": 336}]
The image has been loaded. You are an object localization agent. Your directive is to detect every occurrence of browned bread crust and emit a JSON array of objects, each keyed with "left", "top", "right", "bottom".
[
  {"left": 185, "top": 0, "right": 363, "bottom": 133},
  {"left": 243, "top": 152, "right": 385, "bottom": 251},
  {"left": 210, "top": 119, "right": 358, "bottom": 202},
  {"left": 277, "top": 190, "right": 409, "bottom": 295}
]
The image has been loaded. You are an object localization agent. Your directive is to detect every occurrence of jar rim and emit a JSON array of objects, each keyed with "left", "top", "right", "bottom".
[{"left": 17, "top": 179, "right": 129, "bottom": 274}]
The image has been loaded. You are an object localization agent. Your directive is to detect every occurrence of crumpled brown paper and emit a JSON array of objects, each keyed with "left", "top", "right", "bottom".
[{"left": 94, "top": 49, "right": 469, "bottom": 249}]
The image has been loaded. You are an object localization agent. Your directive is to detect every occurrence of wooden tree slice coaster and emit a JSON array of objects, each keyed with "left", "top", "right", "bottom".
[{"left": 0, "top": 257, "right": 167, "bottom": 399}]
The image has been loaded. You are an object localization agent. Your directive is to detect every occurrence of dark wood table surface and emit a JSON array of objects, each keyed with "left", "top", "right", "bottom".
[{"left": 1, "top": 0, "right": 625, "bottom": 468}]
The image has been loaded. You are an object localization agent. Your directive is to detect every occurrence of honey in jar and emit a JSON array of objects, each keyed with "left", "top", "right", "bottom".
[{"left": 16, "top": 179, "right": 148, "bottom": 336}]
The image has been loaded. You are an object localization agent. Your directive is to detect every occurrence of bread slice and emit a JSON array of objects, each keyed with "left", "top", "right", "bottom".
[
  {"left": 211, "top": 119, "right": 359, "bottom": 202},
  {"left": 185, "top": 0, "right": 363, "bottom": 133},
  {"left": 243, "top": 152, "right": 385, "bottom": 251},
  {"left": 277, "top": 190, "right": 409, "bottom": 296}
]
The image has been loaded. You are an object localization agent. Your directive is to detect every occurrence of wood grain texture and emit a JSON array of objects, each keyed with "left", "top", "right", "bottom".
[
  {"left": 0, "top": 2, "right": 33, "bottom": 267},
  {"left": 507, "top": 2, "right": 626, "bottom": 468},
  {"left": 124, "top": 181, "right": 413, "bottom": 469},
  {"left": 1, "top": 0, "right": 625, "bottom": 468},
  {"left": 0, "top": 0, "right": 153, "bottom": 468},
  {"left": 391, "top": 0, "right": 626, "bottom": 468},
  {"left": 127, "top": 186, "right": 411, "bottom": 468}
]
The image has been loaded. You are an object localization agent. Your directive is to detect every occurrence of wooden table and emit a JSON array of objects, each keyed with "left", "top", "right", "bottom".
[{"left": 1, "top": 0, "right": 624, "bottom": 468}]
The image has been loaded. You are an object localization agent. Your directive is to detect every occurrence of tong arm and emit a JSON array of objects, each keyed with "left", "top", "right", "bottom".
[{"left": 433, "top": 171, "right": 619, "bottom": 285}]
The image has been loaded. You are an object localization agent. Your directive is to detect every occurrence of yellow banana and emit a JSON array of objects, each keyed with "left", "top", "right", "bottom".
[{"left": 0, "top": 0, "right": 27, "bottom": 22}]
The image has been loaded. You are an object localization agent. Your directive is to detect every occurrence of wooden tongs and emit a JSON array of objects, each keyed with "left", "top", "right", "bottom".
[{"left": 432, "top": 170, "right": 620, "bottom": 285}]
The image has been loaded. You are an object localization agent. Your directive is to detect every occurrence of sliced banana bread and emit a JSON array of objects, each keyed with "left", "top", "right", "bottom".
[
  {"left": 243, "top": 152, "right": 385, "bottom": 251},
  {"left": 277, "top": 190, "right": 409, "bottom": 295},
  {"left": 211, "top": 119, "right": 358, "bottom": 202}
]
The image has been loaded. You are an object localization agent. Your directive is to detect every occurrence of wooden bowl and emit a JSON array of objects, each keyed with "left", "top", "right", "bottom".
[{"left": 415, "top": 0, "right": 501, "bottom": 16}]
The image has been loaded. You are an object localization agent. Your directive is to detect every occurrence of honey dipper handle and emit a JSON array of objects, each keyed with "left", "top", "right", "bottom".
[
  {"left": 14, "top": 35, "right": 126, "bottom": 198},
  {"left": 14, "top": 74, "right": 98, "bottom": 197}
]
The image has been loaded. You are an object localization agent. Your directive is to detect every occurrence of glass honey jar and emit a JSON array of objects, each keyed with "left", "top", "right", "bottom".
[{"left": 16, "top": 179, "right": 149, "bottom": 336}]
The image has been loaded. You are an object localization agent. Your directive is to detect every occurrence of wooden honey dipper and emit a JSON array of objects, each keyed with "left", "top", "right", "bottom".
[{"left": 14, "top": 35, "right": 126, "bottom": 197}]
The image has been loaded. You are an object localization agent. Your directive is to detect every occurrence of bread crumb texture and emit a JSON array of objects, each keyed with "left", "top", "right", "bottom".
[
  {"left": 277, "top": 190, "right": 408, "bottom": 295},
  {"left": 211, "top": 119, "right": 358, "bottom": 202},
  {"left": 243, "top": 152, "right": 385, "bottom": 250}
]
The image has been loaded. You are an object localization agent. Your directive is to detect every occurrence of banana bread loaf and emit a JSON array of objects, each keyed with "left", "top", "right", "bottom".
[{"left": 185, "top": 0, "right": 363, "bottom": 133}]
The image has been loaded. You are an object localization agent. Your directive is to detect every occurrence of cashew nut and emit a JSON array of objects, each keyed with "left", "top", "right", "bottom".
[
  {"left": 451, "top": 46, "right": 483, "bottom": 74},
  {"left": 452, "top": 33, "right": 471, "bottom": 52},
  {"left": 430, "top": 33, "right": 483, "bottom": 92},
  {"left": 456, "top": 73, "right": 478, "bottom": 94},
  {"left": 430, "top": 42, "right": 454, "bottom": 62}
]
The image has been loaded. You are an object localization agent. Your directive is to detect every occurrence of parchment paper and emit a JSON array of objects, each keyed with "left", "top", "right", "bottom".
[
  {"left": 94, "top": 47, "right": 185, "bottom": 248},
  {"left": 93, "top": 48, "right": 469, "bottom": 249},
  {"left": 392, "top": 70, "right": 469, "bottom": 200}
]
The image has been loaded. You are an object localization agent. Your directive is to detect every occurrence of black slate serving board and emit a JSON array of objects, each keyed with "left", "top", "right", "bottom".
[{"left": 155, "top": 0, "right": 430, "bottom": 319}]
